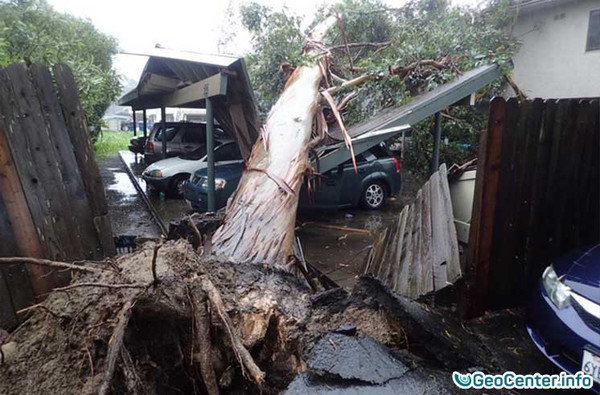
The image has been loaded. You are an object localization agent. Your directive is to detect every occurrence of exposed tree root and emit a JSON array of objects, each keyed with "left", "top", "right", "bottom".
[
  {"left": 0, "top": 238, "right": 494, "bottom": 394},
  {"left": 200, "top": 276, "right": 266, "bottom": 385},
  {"left": 99, "top": 296, "right": 137, "bottom": 395},
  {"left": 0, "top": 257, "right": 109, "bottom": 273},
  {"left": 190, "top": 286, "right": 218, "bottom": 395}
]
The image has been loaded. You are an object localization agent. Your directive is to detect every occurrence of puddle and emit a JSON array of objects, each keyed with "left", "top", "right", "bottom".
[{"left": 107, "top": 172, "right": 138, "bottom": 202}]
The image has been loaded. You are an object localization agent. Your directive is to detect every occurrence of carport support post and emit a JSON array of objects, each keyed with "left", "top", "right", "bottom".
[
  {"left": 132, "top": 109, "right": 137, "bottom": 136},
  {"left": 206, "top": 96, "right": 216, "bottom": 212},
  {"left": 142, "top": 109, "right": 147, "bottom": 138},
  {"left": 161, "top": 106, "right": 167, "bottom": 158},
  {"left": 431, "top": 111, "right": 442, "bottom": 174}
]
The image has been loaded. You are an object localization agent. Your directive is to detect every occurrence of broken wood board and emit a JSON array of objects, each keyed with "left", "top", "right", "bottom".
[{"left": 363, "top": 163, "right": 461, "bottom": 298}]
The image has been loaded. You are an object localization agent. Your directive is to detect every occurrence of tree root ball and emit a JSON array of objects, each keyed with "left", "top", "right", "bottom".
[{"left": 0, "top": 240, "right": 402, "bottom": 394}]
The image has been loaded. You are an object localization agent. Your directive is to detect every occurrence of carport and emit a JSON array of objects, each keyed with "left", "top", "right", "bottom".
[
  {"left": 118, "top": 48, "right": 260, "bottom": 211},
  {"left": 317, "top": 63, "right": 503, "bottom": 174}
]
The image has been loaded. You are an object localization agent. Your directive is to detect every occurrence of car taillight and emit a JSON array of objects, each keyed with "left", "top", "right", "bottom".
[
  {"left": 147, "top": 141, "right": 154, "bottom": 153},
  {"left": 393, "top": 157, "right": 400, "bottom": 173}
]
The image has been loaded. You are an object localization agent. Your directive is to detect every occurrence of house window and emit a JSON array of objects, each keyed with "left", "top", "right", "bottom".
[{"left": 587, "top": 10, "right": 600, "bottom": 51}]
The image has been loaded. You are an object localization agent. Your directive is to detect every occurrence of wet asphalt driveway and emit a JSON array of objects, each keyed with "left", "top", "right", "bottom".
[{"left": 101, "top": 151, "right": 421, "bottom": 290}]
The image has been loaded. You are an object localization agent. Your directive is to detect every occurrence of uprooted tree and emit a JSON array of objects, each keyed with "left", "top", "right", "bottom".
[
  {"left": 0, "top": 2, "right": 519, "bottom": 394},
  {"left": 240, "top": 0, "right": 518, "bottom": 176}
]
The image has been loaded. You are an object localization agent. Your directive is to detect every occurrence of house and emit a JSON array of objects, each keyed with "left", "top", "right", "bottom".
[{"left": 509, "top": 0, "right": 600, "bottom": 98}]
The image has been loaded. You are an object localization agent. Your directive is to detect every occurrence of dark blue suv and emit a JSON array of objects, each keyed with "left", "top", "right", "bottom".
[{"left": 182, "top": 145, "right": 401, "bottom": 212}]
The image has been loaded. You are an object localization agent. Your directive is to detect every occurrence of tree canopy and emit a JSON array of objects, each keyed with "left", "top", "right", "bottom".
[
  {"left": 241, "top": 0, "right": 518, "bottom": 175},
  {"left": 0, "top": 0, "right": 121, "bottom": 131}
]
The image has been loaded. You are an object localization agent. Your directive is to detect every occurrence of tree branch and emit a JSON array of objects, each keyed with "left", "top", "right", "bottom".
[
  {"left": 0, "top": 257, "right": 107, "bottom": 273},
  {"left": 329, "top": 41, "right": 392, "bottom": 51},
  {"left": 504, "top": 74, "right": 527, "bottom": 101},
  {"left": 53, "top": 282, "right": 148, "bottom": 292},
  {"left": 389, "top": 56, "right": 452, "bottom": 79},
  {"left": 325, "top": 74, "right": 372, "bottom": 95},
  {"left": 334, "top": 12, "right": 355, "bottom": 71}
]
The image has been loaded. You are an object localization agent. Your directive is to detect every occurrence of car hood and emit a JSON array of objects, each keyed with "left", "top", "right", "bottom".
[
  {"left": 554, "top": 244, "right": 600, "bottom": 303},
  {"left": 144, "top": 156, "right": 205, "bottom": 177},
  {"left": 192, "top": 162, "right": 244, "bottom": 179}
]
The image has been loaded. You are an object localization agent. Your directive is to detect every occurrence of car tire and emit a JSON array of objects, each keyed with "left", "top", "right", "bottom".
[
  {"left": 170, "top": 174, "right": 189, "bottom": 197},
  {"left": 361, "top": 181, "right": 386, "bottom": 210}
]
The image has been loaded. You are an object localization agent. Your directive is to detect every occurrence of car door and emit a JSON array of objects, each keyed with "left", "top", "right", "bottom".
[
  {"left": 338, "top": 152, "right": 377, "bottom": 206},
  {"left": 152, "top": 124, "right": 180, "bottom": 156},
  {"left": 180, "top": 124, "right": 207, "bottom": 155},
  {"left": 303, "top": 164, "right": 344, "bottom": 208}
]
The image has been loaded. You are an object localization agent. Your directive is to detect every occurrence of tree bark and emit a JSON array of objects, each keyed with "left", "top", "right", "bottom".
[{"left": 211, "top": 17, "right": 337, "bottom": 268}]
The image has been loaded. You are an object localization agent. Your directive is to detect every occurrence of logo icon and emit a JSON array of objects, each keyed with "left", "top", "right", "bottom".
[{"left": 453, "top": 372, "right": 472, "bottom": 388}]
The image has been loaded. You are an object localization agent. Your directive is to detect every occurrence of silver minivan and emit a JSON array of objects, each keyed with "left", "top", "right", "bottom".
[{"left": 144, "top": 122, "right": 227, "bottom": 164}]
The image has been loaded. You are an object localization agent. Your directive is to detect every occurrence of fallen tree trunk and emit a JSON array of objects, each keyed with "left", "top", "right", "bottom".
[{"left": 211, "top": 17, "right": 337, "bottom": 268}]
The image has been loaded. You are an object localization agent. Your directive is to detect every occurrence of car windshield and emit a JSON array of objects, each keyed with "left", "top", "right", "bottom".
[{"left": 180, "top": 145, "right": 207, "bottom": 160}]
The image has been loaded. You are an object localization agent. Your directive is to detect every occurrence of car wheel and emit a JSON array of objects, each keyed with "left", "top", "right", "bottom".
[
  {"left": 171, "top": 175, "right": 189, "bottom": 197},
  {"left": 361, "top": 181, "right": 386, "bottom": 210}
]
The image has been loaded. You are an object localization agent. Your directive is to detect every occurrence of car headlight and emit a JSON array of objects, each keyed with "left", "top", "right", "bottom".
[
  {"left": 145, "top": 169, "right": 163, "bottom": 178},
  {"left": 198, "top": 177, "right": 226, "bottom": 189},
  {"left": 542, "top": 265, "right": 571, "bottom": 309}
]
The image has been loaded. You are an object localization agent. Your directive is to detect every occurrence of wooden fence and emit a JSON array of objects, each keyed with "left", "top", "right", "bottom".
[
  {"left": 0, "top": 63, "right": 114, "bottom": 329},
  {"left": 363, "top": 164, "right": 462, "bottom": 298},
  {"left": 463, "top": 98, "right": 599, "bottom": 317}
]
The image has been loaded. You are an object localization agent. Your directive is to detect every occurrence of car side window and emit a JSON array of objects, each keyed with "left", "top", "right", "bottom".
[
  {"left": 369, "top": 144, "right": 391, "bottom": 159},
  {"left": 214, "top": 143, "right": 242, "bottom": 161},
  {"left": 182, "top": 125, "right": 206, "bottom": 143},
  {"left": 154, "top": 126, "right": 179, "bottom": 141},
  {"left": 342, "top": 154, "right": 367, "bottom": 166}
]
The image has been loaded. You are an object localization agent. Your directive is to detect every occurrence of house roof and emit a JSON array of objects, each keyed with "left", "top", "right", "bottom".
[
  {"left": 510, "top": 0, "right": 576, "bottom": 11},
  {"left": 117, "top": 48, "right": 260, "bottom": 159}
]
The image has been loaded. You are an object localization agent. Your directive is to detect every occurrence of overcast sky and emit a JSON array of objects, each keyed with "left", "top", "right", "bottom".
[{"left": 48, "top": 0, "right": 479, "bottom": 84}]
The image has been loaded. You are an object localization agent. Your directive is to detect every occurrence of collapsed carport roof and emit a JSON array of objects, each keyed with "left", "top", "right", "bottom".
[
  {"left": 317, "top": 63, "right": 503, "bottom": 173},
  {"left": 118, "top": 48, "right": 260, "bottom": 159}
]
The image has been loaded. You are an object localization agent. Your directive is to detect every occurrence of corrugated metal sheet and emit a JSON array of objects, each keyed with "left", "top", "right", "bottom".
[
  {"left": 118, "top": 48, "right": 259, "bottom": 159},
  {"left": 363, "top": 164, "right": 461, "bottom": 299}
]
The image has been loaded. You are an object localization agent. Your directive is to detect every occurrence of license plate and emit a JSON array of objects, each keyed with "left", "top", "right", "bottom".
[{"left": 582, "top": 348, "right": 600, "bottom": 384}]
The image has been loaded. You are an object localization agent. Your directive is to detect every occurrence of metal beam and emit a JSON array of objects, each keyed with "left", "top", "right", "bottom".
[
  {"left": 162, "top": 73, "right": 228, "bottom": 108},
  {"left": 142, "top": 109, "right": 147, "bottom": 138},
  {"left": 431, "top": 112, "right": 442, "bottom": 174},
  {"left": 161, "top": 106, "right": 167, "bottom": 159},
  {"left": 206, "top": 97, "right": 216, "bottom": 212},
  {"left": 132, "top": 109, "right": 137, "bottom": 137}
]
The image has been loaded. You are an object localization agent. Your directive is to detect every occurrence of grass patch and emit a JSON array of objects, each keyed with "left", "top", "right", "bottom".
[{"left": 94, "top": 130, "right": 132, "bottom": 160}]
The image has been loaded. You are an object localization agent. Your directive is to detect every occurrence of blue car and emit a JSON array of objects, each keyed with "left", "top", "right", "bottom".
[
  {"left": 182, "top": 145, "right": 402, "bottom": 212},
  {"left": 528, "top": 244, "right": 600, "bottom": 392}
]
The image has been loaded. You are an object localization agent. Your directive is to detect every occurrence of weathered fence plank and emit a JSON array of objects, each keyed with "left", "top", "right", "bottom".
[
  {"left": 4, "top": 64, "right": 84, "bottom": 260},
  {"left": 464, "top": 98, "right": 599, "bottom": 316},
  {"left": 29, "top": 64, "right": 102, "bottom": 260},
  {"left": 53, "top": 63, "right": 115, "bottom": 257},
  {"left": 0, "top": 63, "right": 116, "bottom": 328}
]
